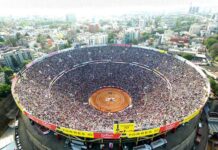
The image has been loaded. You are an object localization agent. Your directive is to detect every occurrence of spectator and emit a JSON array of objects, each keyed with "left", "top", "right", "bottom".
[{"left": 14, "top": 46, "right": 208, "bottom": 132}]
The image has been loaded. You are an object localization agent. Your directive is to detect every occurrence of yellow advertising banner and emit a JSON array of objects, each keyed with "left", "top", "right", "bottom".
[
  {"left": 126, "top": 127, "right": 160, "bottom": 138},
  {"left": 113, "top": 123, "right": 135, "bottom": 133},
  {"left": 182, "top": 109, "right": 201, "bottom": 124},
  {"left": 57, "top": 127, "right": 94, "bottom": 138},
  {"left": 159, "top": 50, "right": 167, "bottom": 54},
  {"left": 15, "top": 100, "right": 24, "bottom": 113},
  {"left": 13, "top": 95, "right": 24, "bottom": 113}
]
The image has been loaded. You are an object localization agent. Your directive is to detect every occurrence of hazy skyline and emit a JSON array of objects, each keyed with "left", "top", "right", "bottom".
[{"left": 0, "top": 0, "right": 217, "bottom": 17}]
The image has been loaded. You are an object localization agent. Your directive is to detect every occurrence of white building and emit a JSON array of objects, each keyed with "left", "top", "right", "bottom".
[
  {"left": 138, "top": 19, "right": 146, "bottom": 29},
  {"left": 207, "top": 22, "right": 218, "bottom": 35},
  {"left": 76, "top": 33, "right": 108, "bottom": 46},
  {"left": 189, "top": 24, "right": 201, "bottom": 35},
  {"left": 161, "top": 30, "right": 175, "bottom": 44}
]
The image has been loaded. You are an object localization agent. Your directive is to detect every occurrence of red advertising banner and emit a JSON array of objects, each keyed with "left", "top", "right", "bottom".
[
  {"left": 24, "top": 111, "right": 57, "bottom": 131},
  {"left": 160, "top": 121, "right": 180, "bottom": 132},
  {"left": 112, "top": 44, "right": 132, "bottom": 47},
  {"left": 94, "top": 132, "right": 121, "bottom": 139}
]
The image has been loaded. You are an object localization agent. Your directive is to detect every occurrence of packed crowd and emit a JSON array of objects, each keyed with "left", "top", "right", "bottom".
[{"left": 14, "top": 46, "right": 208, "bottom": 132}]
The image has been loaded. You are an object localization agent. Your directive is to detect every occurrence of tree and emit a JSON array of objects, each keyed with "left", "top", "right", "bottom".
[
  {"left": 5, "top": 37, "right": 17, "bottom": 47},
  {"left": 37, "top": 34, "right": 45, "bottom": 43},
  {"left": 21, "top": 59, "right": 31, "bottom": 68},
  {"left": 16, "top": 32, "right": 22, "bottom": 40},
  {"left": 180, "top": 53, "right": 194, "bottom": 60},
  {"left": 1, "top": 67, "right": 13, "bottom": 77},
  {"left": 156, "top": 29, "right": 164, "bottom": 34},
  {"left": 141, "top": 32, "right": 151, "bottom": 42},
  {"left": 0, "top": 42, "right": 4, "bottom": 47},
  {"left": 204, "top": 35, "right": 218, "bottom": 60},
  {"left": 155, "top": 16, "right": 161, "bottom": 27},
  {"left": 25, "top": 32, "right": 29, "bottom": 36},
  {"left": 76, "top": 29, "right": 80, "bottom": 33},
  {"left": 0, "top": 36, "right": 4, "bottom": 43},
  {"left": 36, "top": 34, "right": 47, "bottom": 49},
  {"left": 131, "top": 39, "right": 138, "bottom": 45},
  {"left": 59, "top": 43, "right": 71, "bottom": 50},
  {"left": 0, "top": 84, "right": 11, "bottom": 97},
  {"left": 1, "top": 67, "right": 14, "bottom": 84},
  {"left": 205, "top": 38, "right": 217, "bottom": 49},
  {"left": 209, "top": 43, "right": 218, "bottom": 59},
  {"left": 108, "top": 32, "right": 116, "bottom": 44},
  {"left": 0, "top": 36, "right": 5, "bottom": 46},
  {"left": 47, "top": 35, "right": 51, "bottom": 39},
  {"left": 209, "top": 78, "right": 218, "bottom": 96},
  {"left": 33, "top": 43, "right": 38, "bottom": 48}
]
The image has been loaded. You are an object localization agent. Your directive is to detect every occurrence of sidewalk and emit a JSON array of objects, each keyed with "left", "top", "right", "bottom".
[{"left": 0, "top": 127, "right": 17, "bottom": 150}]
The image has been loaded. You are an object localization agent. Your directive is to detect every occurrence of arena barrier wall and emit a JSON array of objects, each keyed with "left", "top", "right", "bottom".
[
  {"left": 11, "top": 45, "right": 210, "bottom": 139},
  {"left": 11, "top": 77, "right": 24, "bottom": 113},
  {"left": 24, "top": 111, "right": 57, "bottom": 131}
]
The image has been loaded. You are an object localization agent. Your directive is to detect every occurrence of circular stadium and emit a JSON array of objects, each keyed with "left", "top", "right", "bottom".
[{"left": 12, "top": 45, "right": 210, "bottom": 149}]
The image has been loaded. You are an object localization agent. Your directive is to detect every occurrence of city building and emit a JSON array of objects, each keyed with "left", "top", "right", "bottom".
[
  {"left": 65, "top": 14, "right": 76, "bottom": 24},
  {"left": 189, "top": 6, "right": 200, "bottom": 14},
  {"left": 88, "top": 23, "right": 99, "bottom": 33},
  {"left": 138, "top": 19, "right": 146, "bottom": 29},
  {"left": 124, "top": 28, "right": 140, "bottom": 44},
  {"left": 76, "top": 33, "right": 108, "bottom": 46},
  {"left": 189, "top": 24, "right": 202, "bottom": 35},
  {"left": 1, "top": 48, "right": 33, "bottom": 69},
  {"left": 207, "top": 22, "right": 218, "bottom": 35}
]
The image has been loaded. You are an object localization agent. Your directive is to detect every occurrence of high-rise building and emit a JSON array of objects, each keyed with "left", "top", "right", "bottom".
[
  {"left": 189, "top": 24, "right": 201, "bottom": 35},
  {"left": 189, "top": 6, "right": 199, "bottom": 14},
  {"left": 124, "top": 28, "right": 140, "bottom": 44},
  {"left": 1, "top": 48, "right": 33, "bottom": 69},
  {"left": 65, "top": 14, "right": 77, "bottom": 24},
  {"left": 138, "top": 19, "right": 146, "bottom": 29}
]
